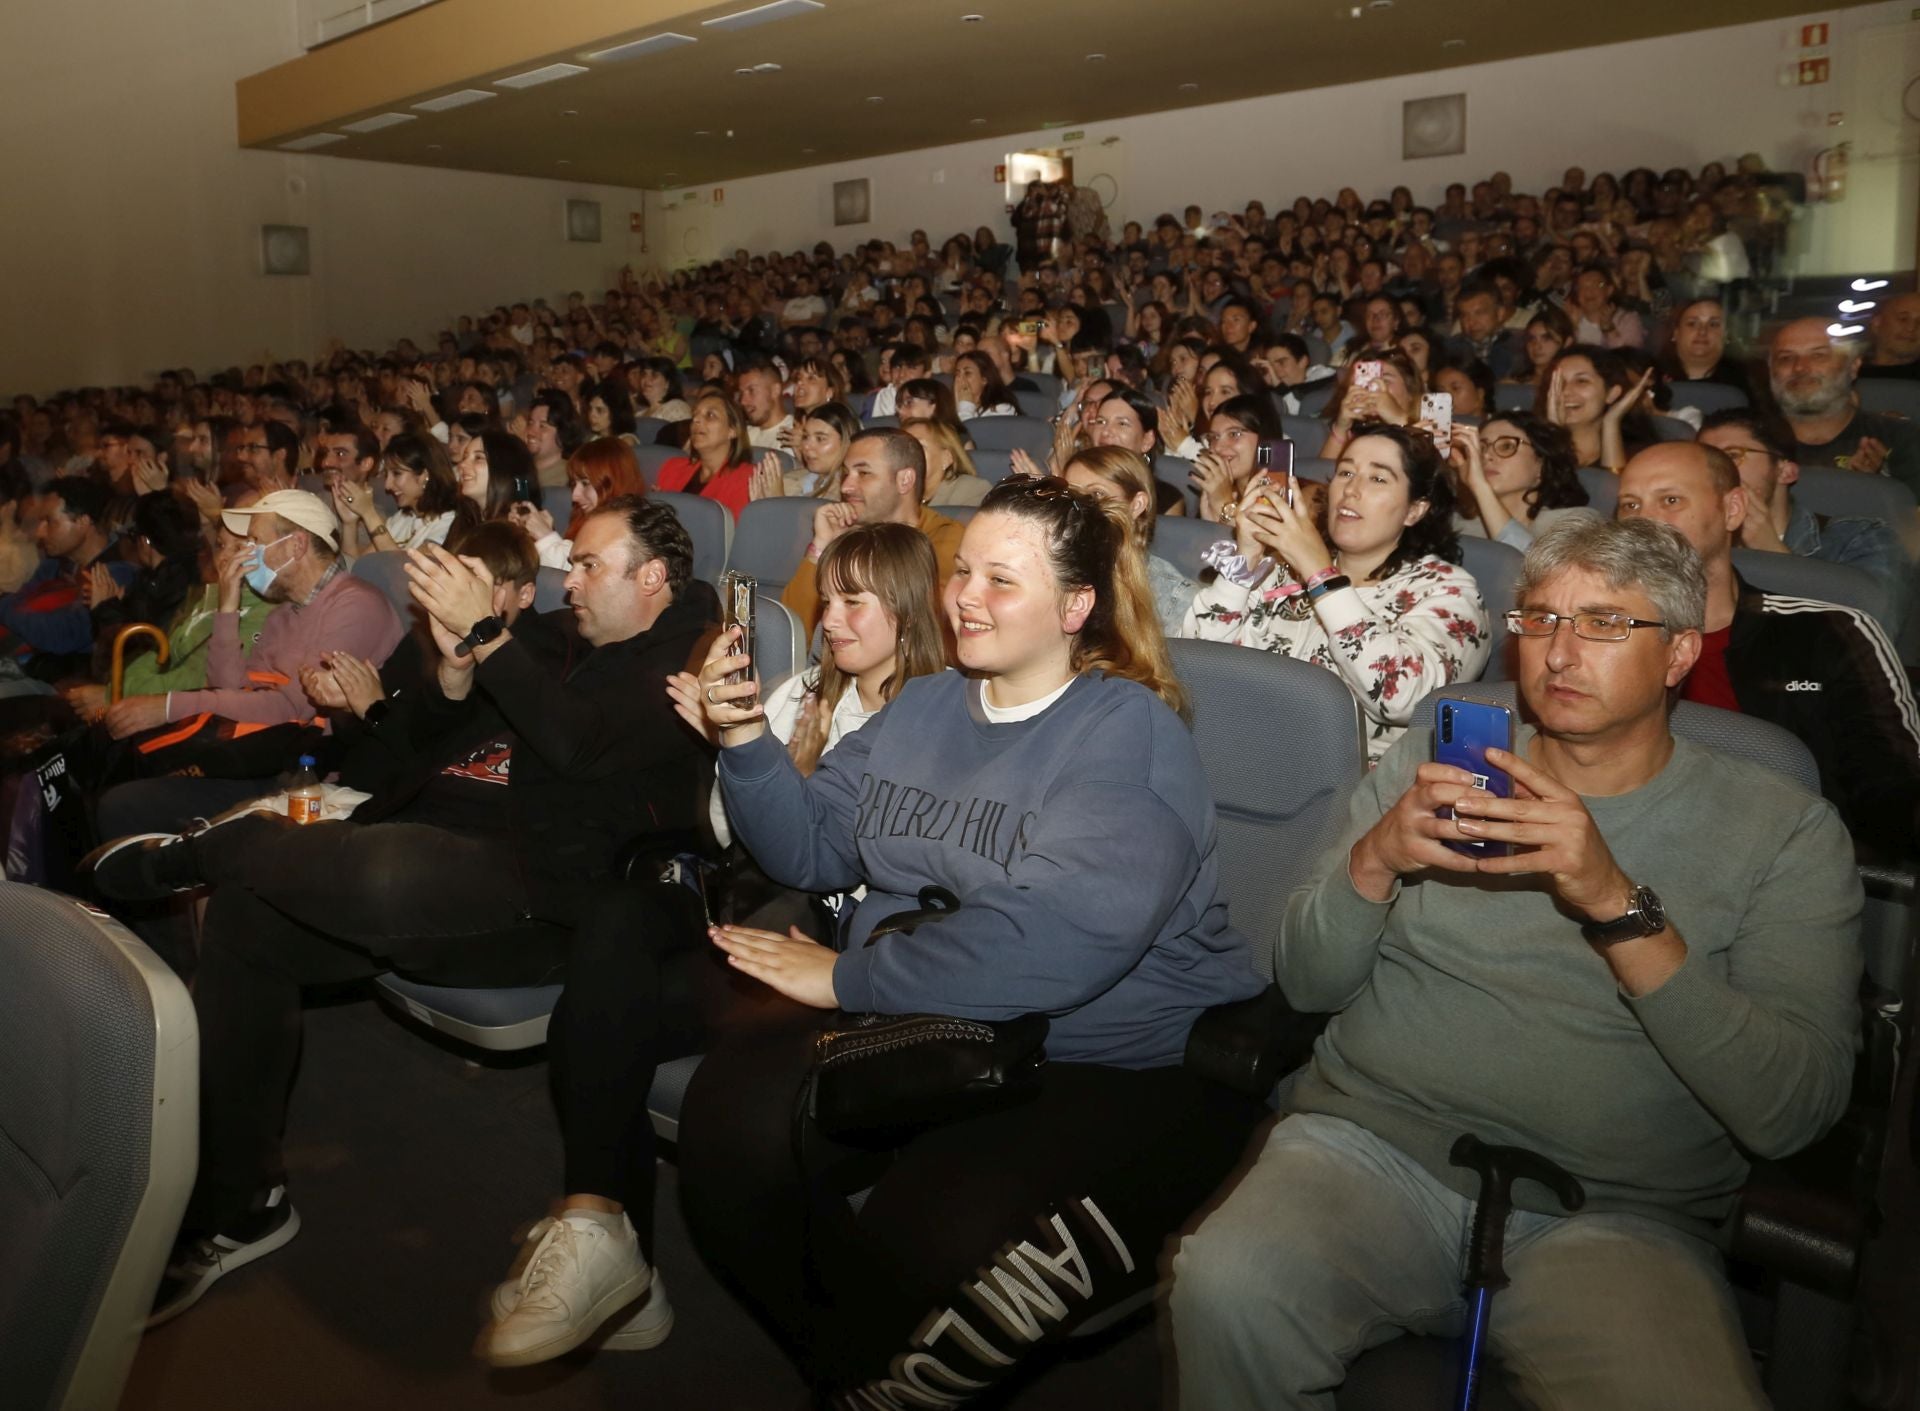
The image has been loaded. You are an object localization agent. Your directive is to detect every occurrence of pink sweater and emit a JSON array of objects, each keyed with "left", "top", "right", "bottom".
[{"left": 162, "top": 571, "right": 404, "bottom": 726}]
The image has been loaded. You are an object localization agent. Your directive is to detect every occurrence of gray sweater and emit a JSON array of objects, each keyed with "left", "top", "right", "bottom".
[
  {"left": 1280, "top": 725, "right": 1862, "bottom": 1239},
  {"left": 718, "top": 669, "right": 1264, "bottom": 1068}
]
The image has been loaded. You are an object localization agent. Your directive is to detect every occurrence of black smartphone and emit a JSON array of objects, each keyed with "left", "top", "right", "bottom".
[
  {"left": 1432, "top": 698, "right": 1513, "bottom": 859},
  {"left": 721, "top": 570, "right": 757, "bottom": 692},
  {"left": 512, "top": 473, "right": 536, "bottom": 504},
  {"left": 1254, "top": 438, "right": 1295, "bottom": 499}
]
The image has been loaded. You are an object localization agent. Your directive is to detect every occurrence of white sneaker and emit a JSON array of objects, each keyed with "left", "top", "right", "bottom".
[
  {"left": 491, "top": 1266, "right": 674, "bottom": 1352},
  {"left": 481, "top": 1211, "right": 663, "bottom": 1367}
]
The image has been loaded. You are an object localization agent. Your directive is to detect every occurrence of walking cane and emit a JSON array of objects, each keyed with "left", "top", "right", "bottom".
[{"left": 1448, "top": 1134, "right": 1587, "bottom": 1411}]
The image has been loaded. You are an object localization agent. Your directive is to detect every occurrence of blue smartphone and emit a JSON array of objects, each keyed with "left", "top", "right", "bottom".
[{"left": 1432, "top": 698, "right": 1513, "bottom": 858}]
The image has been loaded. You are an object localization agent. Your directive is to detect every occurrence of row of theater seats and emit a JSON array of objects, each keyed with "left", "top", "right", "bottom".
[{"left": 8, "top": 642, "right": 1904, "bottom": 1408}]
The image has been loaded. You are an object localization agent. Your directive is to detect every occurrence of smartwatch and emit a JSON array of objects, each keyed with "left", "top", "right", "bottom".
[
  {"left": 362, "top": 699, "right": 391, "bottom": 729},
  {"left": 455, "top": 614, "right": 506, "bottom": 658},
  {"left": 1580, "top": 884, "right": 1667, "bottom": 946}
]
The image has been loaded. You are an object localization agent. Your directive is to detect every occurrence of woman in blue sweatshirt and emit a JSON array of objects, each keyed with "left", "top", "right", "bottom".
[{"left": 677, "top": 474, "right": 1265, "bottom": 1404}]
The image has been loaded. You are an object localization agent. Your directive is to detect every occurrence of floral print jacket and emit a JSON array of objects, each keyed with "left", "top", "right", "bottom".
[{"left": 1183, "top": 554, "right": 1490, "bottom": 764}]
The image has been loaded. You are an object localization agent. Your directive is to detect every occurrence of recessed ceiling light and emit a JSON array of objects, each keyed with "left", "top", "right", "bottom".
[
  {"left": 866, "top": 95, "right": 884, "bottom": 103},
  {"left": 1349, "top": 5, "right": 1362, "bottom": 16},
  {"left": 802, "top": 147, "right": 816, "bottom": 153},
  {"left": 1085, "top": 53, "right": 1106, "bottom": 62},
  {"left": 559, "top": 108, "right": 580, "bottom": 117},
  {"left": 735, "top": 66, "right": 755, "bottom": 75},
  {"left": 341, "top": 112, "right": 415, "bottom": 134},
  {"left": 969, "top": 117, "right": 987, "bottom": 124},
  {"left": 1441, "top": 37, "right": 1465, "bottom": 47},
  {"left": 1369, "top": 0, "right": 1394, "bottom": 8},
  {"left": 702, "top": 0, "right": 824, "bottom": 33},
  {"left": 557, "top": 159, "right": 572, "bottom": 166},
  {"left": 1178, "top": 82, "right": 1199, "bottom": 91},
  {"left": 414, "top": 89, "right": 496, "bottom": 113},
  {"left": 585, "top": 32, "right": 695, "bottom": 62},
  {"left": 961, "top": 13, "right": 984, "bottom": 21},
  {"left": 427, "top": 143, "right": 443, "bottom": 151},
  {"left": 752, "top": 61, "right": 782, "bottom": 72},
  {"left": 495, "top": 62, "right": 589, "bottom": 90},
  {"left": 278, "top": 132, "right": 347, "bottom": 151},
  {"left": 694, "top": 129, "right": 710, "bottom": 136}
]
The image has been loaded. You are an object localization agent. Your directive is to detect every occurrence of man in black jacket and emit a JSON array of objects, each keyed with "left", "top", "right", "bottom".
[
  {"left": 89, "top": 497, "right": 715, "bottom": 1325},
  {"left": 1618, "top": 443, "right": 1920, "bottom": 864}
]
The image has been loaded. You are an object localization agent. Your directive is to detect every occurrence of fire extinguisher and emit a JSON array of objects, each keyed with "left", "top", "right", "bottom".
[{"left": 1813, "top": 141, "right": 1850, "bottom": 202}]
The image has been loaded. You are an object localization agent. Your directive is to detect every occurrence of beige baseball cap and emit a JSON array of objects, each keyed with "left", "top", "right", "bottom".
[{"left": 222, "top": 489, "right": 339, "bottom": 550}]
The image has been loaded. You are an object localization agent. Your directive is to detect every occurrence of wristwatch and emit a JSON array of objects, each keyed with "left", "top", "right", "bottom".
[
  {"left": 362, "top": 699, "right": 391, "bottom": 729},
  {"left": 454, "top": 614, "right": 506, "bottom": 658},
  {"left": 1580, "top": 884, "right": 1667, "bottom": 946}
]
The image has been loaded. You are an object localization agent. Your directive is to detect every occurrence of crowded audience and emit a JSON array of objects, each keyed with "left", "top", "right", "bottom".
[{"left": 17, "top": 144, "right": 1917, "bottom": 1410}]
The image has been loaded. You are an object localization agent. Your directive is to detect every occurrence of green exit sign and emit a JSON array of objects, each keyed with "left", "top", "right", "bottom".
[{"left": 1062, "top": 129, "right": 1085, "bottom": 142}]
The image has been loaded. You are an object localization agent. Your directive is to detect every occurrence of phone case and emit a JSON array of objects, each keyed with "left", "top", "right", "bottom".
[
  {"left": 1432, "top": 698, "right": 1512, "bottom": 858},
  {"left": 1353, "top": 361, "right": 1385, "bottom": 393},
  {"left": 721, "top": 570, "right": 757, "bottom": 688}
]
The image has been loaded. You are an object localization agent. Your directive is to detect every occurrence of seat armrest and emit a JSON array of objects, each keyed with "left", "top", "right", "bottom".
[
  {"left": 1731, "top": 1109, "right": 1882, "bottom": 1298},
  {"left": 1183, "top": 984, "right": 1328, "bottom": 1101}
]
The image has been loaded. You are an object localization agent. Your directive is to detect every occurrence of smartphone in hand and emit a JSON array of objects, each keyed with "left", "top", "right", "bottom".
[
  {"left": 720, "top": 570, "right": 758, "bottom": 695},
  {"left": 1419, "top": 392, "right": 1453, "bottom": 458},
  {"left": 1353, "top": 360, "right": 1385, "bottom": 394},
  {"left": 1433, "top": 698, "right": 1512, "bottom": 858}
]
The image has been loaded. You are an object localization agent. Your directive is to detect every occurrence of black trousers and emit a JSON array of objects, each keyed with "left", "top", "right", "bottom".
[
  {"left": 676, "top": 1014, "right": 1263, "bottom": 1405},
  {"left": 548, "top": 884, "right": 787, "bottom": 1257}
]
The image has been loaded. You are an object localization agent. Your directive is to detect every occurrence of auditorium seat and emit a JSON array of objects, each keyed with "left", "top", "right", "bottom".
[
  {"left": 1494, "top": 384, "right": 1537, "bottom": 412},
  {"left": 1576, "top": 466, "right": 1619, "bottom": 516},
  {"left": 634, "top": 444, "right": 681, "bottom": 487},
  {"left": 969, "top": 448, "right": 1017, "bottom": 484},
  {"left": 1857, "top": 379, "right": 1920, "bottom": 422},
  {"left": 0, "top": 883, "right": 196, "bottom": 1411},
  {"left": 533, "top": 566, "right": 568, "bottom": 613},
  {"left": 965, "top": 415, "right": 1053, "bottom": 459},
  {"left": 1668, "top": 380, "right": 1749, "bottom": 415},
  {"left": 1150, "top": 514, "right": 1221, "bottom": 583},
  {"left": 1731, "top": 547, "right": 1903, "bottom": 639},
  {"left": 540, "top": 483, "right": 572, "bottom": 526},
  {"left": 348, "top": 549, "right": 419, "bottom": 626},
  {"left": 1794, "top": 465, "right": 1918, "bottom": 537},
  {"left": 729, "top": 497, "right": 818, "bottom": 599},
  {"left": 1454, "top": 537, "right": 1523, "bottom": 682}
]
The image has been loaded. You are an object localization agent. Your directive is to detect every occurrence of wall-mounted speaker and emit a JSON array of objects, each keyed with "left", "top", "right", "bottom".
[
  {"left": 1402, "top": 94, "right": 1467, "bottom": 161},
  {"left": 260, "top": 224, "right": 311, "bottom": 276},
  {"left": 566, "top": 199, "right": 603, "bottom": 243}
]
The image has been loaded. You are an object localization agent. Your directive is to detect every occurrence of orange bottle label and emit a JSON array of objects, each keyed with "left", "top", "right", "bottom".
[{"left": 288, "top": 793, "right": 322, "bottom": 825}]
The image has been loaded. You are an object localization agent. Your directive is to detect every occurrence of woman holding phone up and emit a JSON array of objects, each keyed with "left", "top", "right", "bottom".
[
  {"left": 668, "top": 476, "right": 1266, "bottom": 1404},
  {"left": 1185, "top": 423, "right": 1489, "bottom": 763},
  {"left": 476, "top": 522, "right": 946, "bottom": 1369}
]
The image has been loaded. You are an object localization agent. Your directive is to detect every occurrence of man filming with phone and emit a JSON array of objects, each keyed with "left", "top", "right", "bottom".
[{"left": 1173, "top": 516, "right": 1862, "bottom": 1409}]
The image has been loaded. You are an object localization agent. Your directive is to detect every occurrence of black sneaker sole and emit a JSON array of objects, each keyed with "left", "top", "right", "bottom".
[{"left": 146, "top": 1205, "right": 302, "bottom": 1329}]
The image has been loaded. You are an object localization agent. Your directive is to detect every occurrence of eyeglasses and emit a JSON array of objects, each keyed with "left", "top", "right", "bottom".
[
  {"left": 234, "top": 441, "right": 270, "bottom": 454},
  {"left": 1505, "top": 609, "right": 1668, "bottom": 642},
  {"left": 1480, "top": 435, "right": 1532, "bottom": 459},
  {"left": 1714, "top": 444, "right": 1769, "bottom": 466}
]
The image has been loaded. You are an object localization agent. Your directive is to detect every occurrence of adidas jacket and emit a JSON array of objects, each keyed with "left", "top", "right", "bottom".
[{"left": 1726, "top": 577, "right": 1920, "bottom": 864}]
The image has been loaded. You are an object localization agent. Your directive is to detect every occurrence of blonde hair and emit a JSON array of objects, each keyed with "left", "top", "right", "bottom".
[
  {"left": 789, "top": 523, "right": 947, "bottom": 774},
  {"left": 900, "top": 416, "right": 978, "bottom": 492},
  {"left": 1063, "top": 446, "right": 1157, "bottom": 549},
  {"left": 977, "top": 476, "right": 1188, "bottom": 719}
]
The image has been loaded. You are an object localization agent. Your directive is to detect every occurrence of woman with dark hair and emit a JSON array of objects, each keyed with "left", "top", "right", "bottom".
[
  {"left": 655, "top": 392, "right": 755, "bottom": 519},
  {"left": 768, "top": 400, "right": 858, "bottom": 498},
  {"left": 1514, "top": 301, "right": 1575, "bottom": 388},
  {"left": 668, "top": 474, "right": 1265, "bottom": 1403},
  {"left": 951, "top": 350, "right": 1019, "bottom": 419},
  {"left": 338, "top": 432, "right": 472, "bottom": 556},
  {"left": 789, "top": 356, "right": 847, "bottom": 416},
  {"left": 1428, "top": 354, "right": 1496, "bottom": 419},
  {"left": 894, "top": 376, "right": 964, "bottom": 437},
  {"left": 88, "top": 491, "right": 204, "bottom": 671},
  {"left": 1570, "top": 264, "right": 1646, "bottom": 350},
  {"left": 454, "top": 381, "right": 501, "bottom": 420},
  {"left": 1163, "top": 355, "right": 1263, "bottom": 462},
  {"left": 1539, "top": 343, "right": 1655, "bottom": 472},
  {"left": 1191, "top": 390, "right": 1282, "bottom": 525},
  {"left": 583, "top": 379, "right": 638, "bottom": 442},
  {"left": 1656, "top": 297, "right": 1756, "bottom": 405},
  {"left": 1186, "top": 423, "right": 1489, "bottom": 762},
  {"left": 1319, "top": 346, "right": 1422, "bottom": 461},
  {"left": 1447, "top": 411, "right": 1595, "bottom": 550},
  {"left": 632, "top": 357, "right": 692, "bottom": 425},
  {"left": 456, "top": 429, "right": 539, "bottom": 522}
]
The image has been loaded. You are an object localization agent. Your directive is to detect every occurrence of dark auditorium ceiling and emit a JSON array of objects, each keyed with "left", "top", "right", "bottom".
[{"left": 238, "top": 0, "right": 1872, "bottom": 189}]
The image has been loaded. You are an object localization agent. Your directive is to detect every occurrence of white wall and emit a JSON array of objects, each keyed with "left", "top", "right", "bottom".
[
  {"left": 0, "top": 0, "right": 647, "bottom": 395},
  {"left": 652, "top": 2, "right": 1917, "bottom": 277}
]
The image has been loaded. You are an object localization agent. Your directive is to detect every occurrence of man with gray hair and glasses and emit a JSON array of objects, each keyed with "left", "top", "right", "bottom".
[{"left": 1172, "top": 515, "right": 1862, "bottom": 1410}]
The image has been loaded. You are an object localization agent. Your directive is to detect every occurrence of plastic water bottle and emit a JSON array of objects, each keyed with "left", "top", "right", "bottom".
[{"left": 287, "top": 755, "right": 323, "bottom": 825}]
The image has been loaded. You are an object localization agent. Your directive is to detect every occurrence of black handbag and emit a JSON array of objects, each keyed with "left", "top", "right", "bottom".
[{"left": 805, "top": 886, "right": 1049, "bottom": 1139}]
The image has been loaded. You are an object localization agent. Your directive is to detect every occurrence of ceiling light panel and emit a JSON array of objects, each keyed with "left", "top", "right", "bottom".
[
  {"left": 702, "top": 0, "right": 825, "bottom": 34},
  {"left": 340, "top": 112, "right": 416, "bottom": 134},
  {"left": 586, "top": 31, "right": 696, "bottom": 62},
  {"left": 495, "top": 62, "right": 589, "bottom": 90},
  {"left": 413, "top": 88, "right": 496, "bottom": 112},
  {"left": 279, "top": 132, "right": 348, "bottom": 151}
]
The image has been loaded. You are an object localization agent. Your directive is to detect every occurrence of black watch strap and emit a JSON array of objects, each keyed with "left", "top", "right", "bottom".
[
  {"left": 1580, "top": 884, "right": 1666, "bottom": 946},
  {"left": 362, "top": 699, "right": 391, "bottom": 729},
  {"left": 455, "top": 615, "right": 506, "bottom": 658}
]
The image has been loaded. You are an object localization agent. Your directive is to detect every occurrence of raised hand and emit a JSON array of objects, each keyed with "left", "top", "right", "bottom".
[
  {"left": 749, "top": 453, "right": 786, "bottom": 501},
  {"left": 665, "top": 624, "right": 765, "bottom": 745}
]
